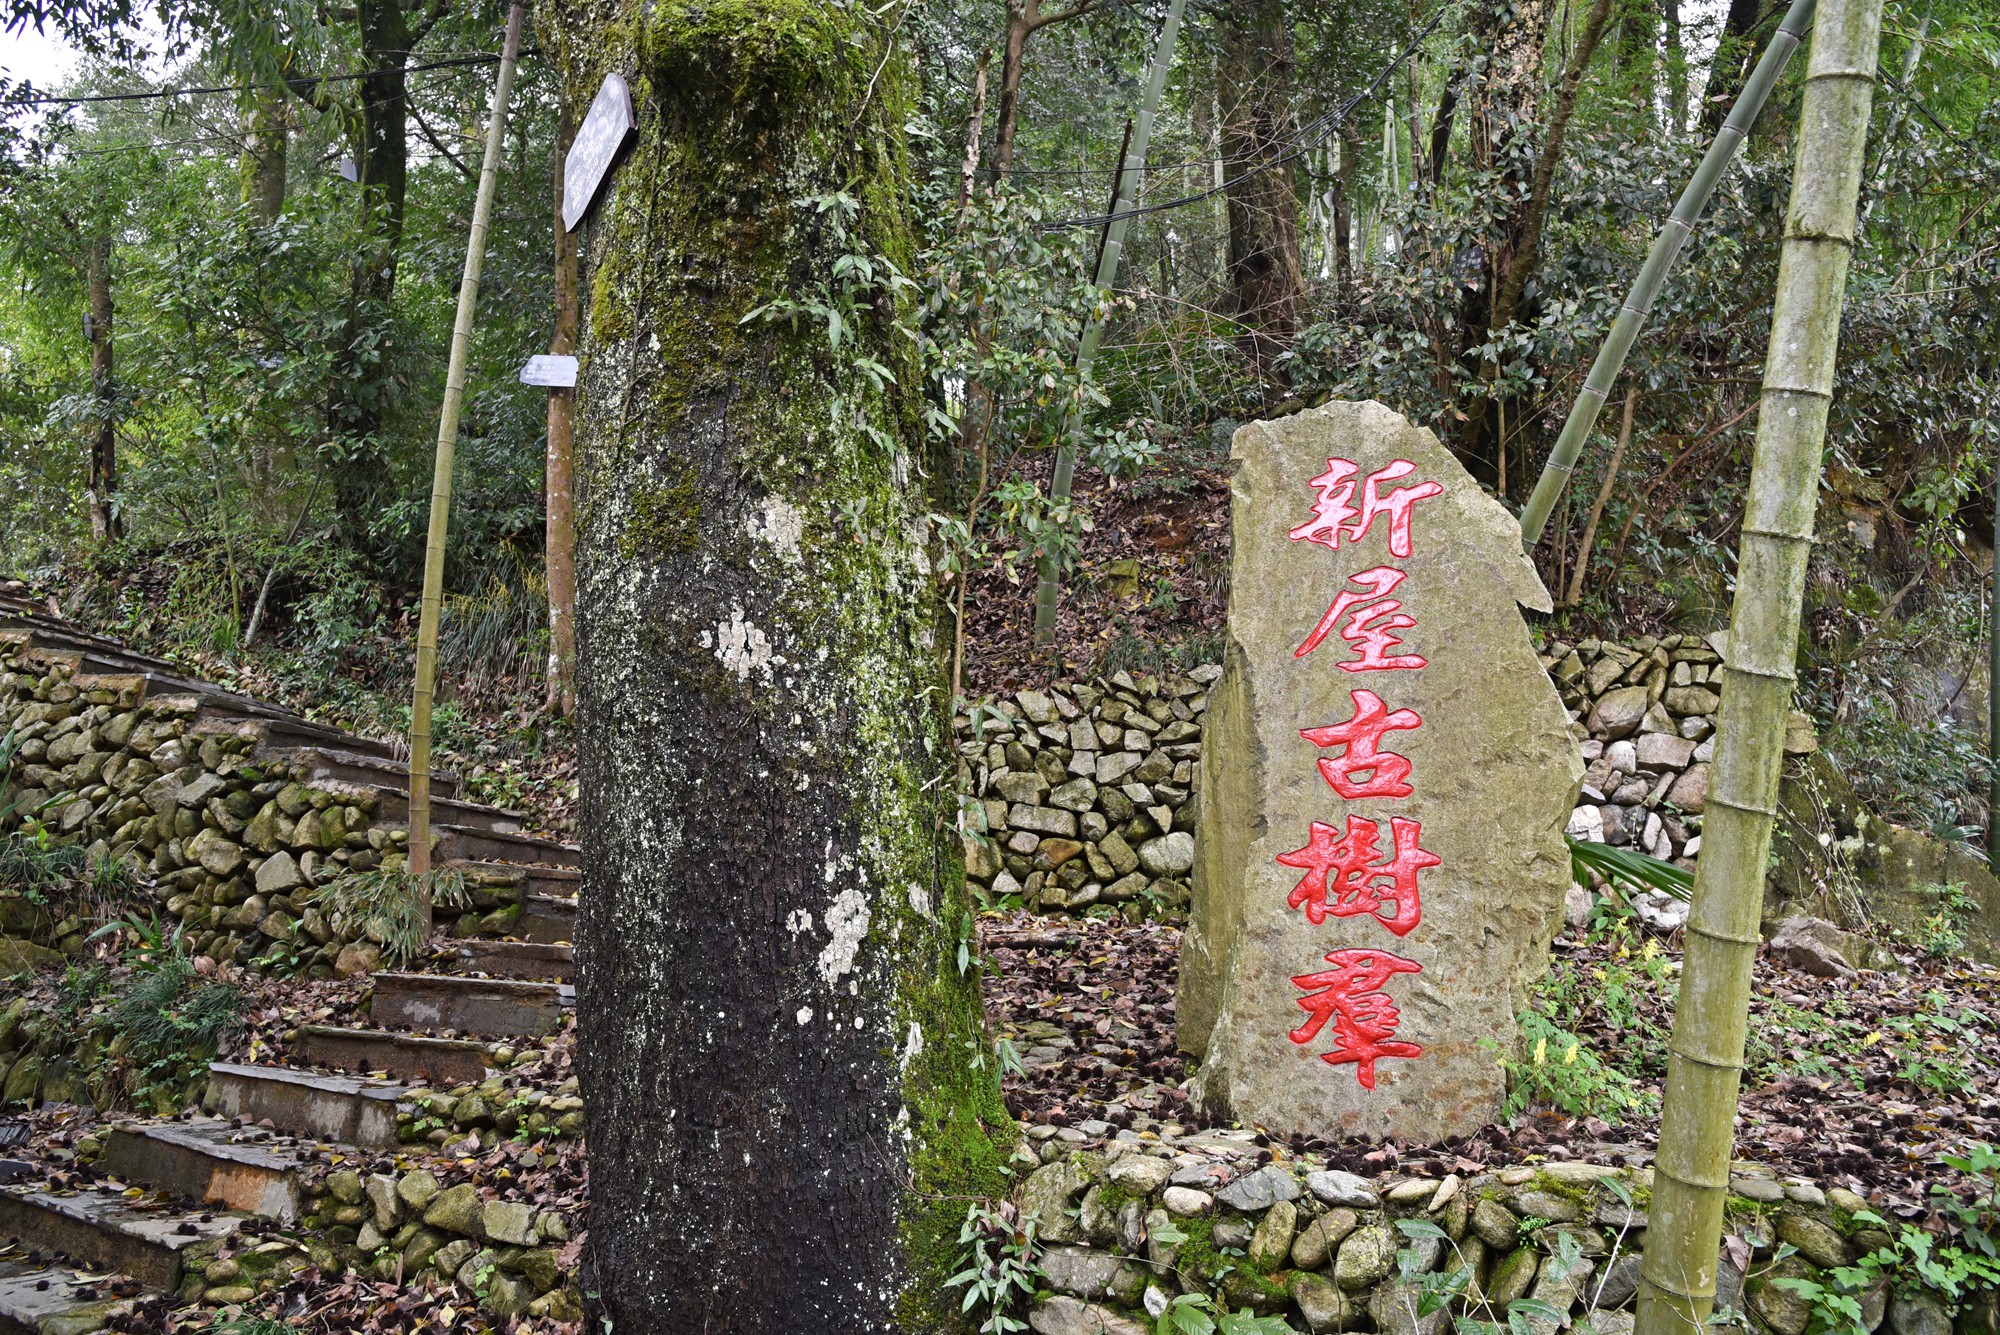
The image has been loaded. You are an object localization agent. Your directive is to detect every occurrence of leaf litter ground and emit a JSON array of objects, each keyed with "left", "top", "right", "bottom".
[{"left": 978, "top": 908, "right": 2000, "bottom": 1217}]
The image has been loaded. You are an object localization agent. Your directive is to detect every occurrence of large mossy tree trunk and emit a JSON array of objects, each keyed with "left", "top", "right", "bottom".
[{"left": 552, "top": 3, "right": 1012, "bottom": 1330}]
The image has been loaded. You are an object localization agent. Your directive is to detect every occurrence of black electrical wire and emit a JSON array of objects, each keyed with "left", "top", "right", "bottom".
[{"left": 1, "top": 50, "right": 528, "bottom": 108}]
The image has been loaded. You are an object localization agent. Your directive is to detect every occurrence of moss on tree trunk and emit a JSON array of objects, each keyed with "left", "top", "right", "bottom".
[{"left": 549, "top": 3, "right": 1013, "bottom": 1329}]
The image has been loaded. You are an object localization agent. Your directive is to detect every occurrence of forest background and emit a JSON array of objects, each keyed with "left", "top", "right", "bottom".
[{"left": 0, "top": 0, "right": 1995, "bottom": 849}]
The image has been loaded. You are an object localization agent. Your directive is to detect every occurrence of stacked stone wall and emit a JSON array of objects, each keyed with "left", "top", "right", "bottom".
[
  {"left": 0, "top": 644, "right": 525, "bottom": 975},
  {"left": 956, "top": 667, "right": 1220, "bottom": 916},
  {"left": 1008, "top": 1125, "right": 1992, "bottom": 1335}
]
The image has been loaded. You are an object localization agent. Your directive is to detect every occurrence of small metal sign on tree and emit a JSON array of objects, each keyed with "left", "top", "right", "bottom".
[{"left": 562, "top": 74, "right": 637, "bottom": 232}]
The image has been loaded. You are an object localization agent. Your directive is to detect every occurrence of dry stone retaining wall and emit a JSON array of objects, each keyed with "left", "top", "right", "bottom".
[
  {"left": 956, "top": 642, "right": 1745, "bottom": 920},
  {"left": 956, "top": 667, "right": 1220, "bottom": 916},
  {"left": 0, "top": 642, "right": 523, "bottom": 976},
  {"left": 1009, "top": 1123, "right": 1992, "bottom": 1335}
]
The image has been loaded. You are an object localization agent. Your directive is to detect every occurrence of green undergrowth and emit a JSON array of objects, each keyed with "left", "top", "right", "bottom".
[
  {"left": 297, "top": 867, "right": 470, "bottom": 969},
  {"left": 8, "top": 919, "right": 241, "bottom": 1113}
]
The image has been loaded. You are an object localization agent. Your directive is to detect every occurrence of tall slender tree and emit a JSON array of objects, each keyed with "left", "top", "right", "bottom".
[
  {"left": 323, "top": 0, "right": 457, "bottom": 556},
  {"left": 1636, "top": 4, "right": 1885, "bottom": 1334},
  {"left": 550, "top": 1, "right": 1011, "bottom": 1327},
  {"left": 84, "top": 235, "right": 118, "bottom": 540},
  {"left": 1220, "top": 0, "right": 1306, "bottom": 400}
]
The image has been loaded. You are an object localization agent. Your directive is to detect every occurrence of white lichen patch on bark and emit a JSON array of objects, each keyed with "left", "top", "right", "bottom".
[
  {"left": 817, "top": 885, "right": 871, "bottom": 984},
  {"left": 746, "top": 495, "right": 806, "bottom": 562},
  {"left": 898, "top": 1020, "right": 924, "bottom": 1071},
  {"left": 701, "top": 605, "right": 778, "bottom": 683}
]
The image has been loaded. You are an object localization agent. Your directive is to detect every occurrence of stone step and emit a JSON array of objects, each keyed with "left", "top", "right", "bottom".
[
  {"left": 371, "top": 973, "right": 571, "bottom": 1039},
  {"left": 2, "top": 618, "right": 179, "bottom": 675},
  {"left": 101, "top": 1120, "right": 303, "bottom": 1224},
  {"left": 0, "top": 1253, "right": 135, "bottom": 1335},
  {"left": 432, "top": 825, "right": 578, "bottom": 870},
  {"left": 451, "top": 940, "right": 572, "bottom": 982},
  {"left": 291, "top": 1026, "right": 491, "bottom": 1086},
  {"left": 185, "top": 705, "right": 400, "bottom": 762},
  {"left": 262, "top": 745, "right": 460, "bottom": 800},
  {"left": 453, "top": 861, "right": 580, "bottom": 900},
  {"left": 203, "top": 1063, "right": 406, "bottom": 1150},
  {"left": 369, "top": 788, "right": 524, "bottom": 836},
  {"left": 0, "top": 1186, "right": 237, "bottom": 1294},
  {"left": 518, "top": 895, "right": 577, "bottom": 945}
]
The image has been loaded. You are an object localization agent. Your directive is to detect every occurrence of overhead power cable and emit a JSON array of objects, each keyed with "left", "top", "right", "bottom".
[
  {"left": 1038, "top": 1, "right": 1451, "bottom": 231},
  {"left": 1, "top": 51, "right": 526, "bottom": 108}
]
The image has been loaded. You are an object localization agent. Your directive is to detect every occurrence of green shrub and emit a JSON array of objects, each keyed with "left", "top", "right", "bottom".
[{"left": 302, "top": 866, "right": 470, "bottom": 966}]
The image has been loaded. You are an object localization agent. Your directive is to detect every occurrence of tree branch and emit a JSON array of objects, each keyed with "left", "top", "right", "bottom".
[
  {"left": 1026, "top": 0, "right": 1102, "bottom": 33},
  {"left": 410, "top": 105, "right": 475, "bottom": 180}
]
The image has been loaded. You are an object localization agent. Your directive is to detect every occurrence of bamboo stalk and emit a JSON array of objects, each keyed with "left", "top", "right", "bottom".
[
  {"left": 1517, "top": 0, "right": 1817, "bottom": 549},
  {"left": 407, "top": 1, "right": 526, "bottom": 879},
  {"left": 1032, "top": 0, "right": 1188, "bottom": 643},
  {"left": 1634, "top": 3, "right": 1884, "bottom": 1334}
]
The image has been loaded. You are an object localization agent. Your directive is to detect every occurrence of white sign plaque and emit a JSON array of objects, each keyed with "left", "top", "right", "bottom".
[
  {"left": 520, "top": 355, "right": 579, "bottom": 388},
  {"left": 563, "top": 74, "right": 637, "bottom": 232}
]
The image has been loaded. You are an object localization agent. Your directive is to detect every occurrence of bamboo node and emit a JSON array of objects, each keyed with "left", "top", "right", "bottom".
[
  {"left": 1668, "top": 1044, "right": 1745, "bottom": 1074},
  {"left": 1710, "top": 796, "right": 1781, "bottom": 819},
  {"left": 1685, "top": 923, "right": 1765, "bottom": 948},
  {"left": 1718, "top": 660, "right": 1797, "bottom": 684},
  {"left": 1738, "top": 527, "right": 1816, "bottom": 545}
]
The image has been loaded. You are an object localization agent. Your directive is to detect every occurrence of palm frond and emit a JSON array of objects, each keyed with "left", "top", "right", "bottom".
[{"left": 1566, "top": 833, "right": 1693, "bottom": 903}]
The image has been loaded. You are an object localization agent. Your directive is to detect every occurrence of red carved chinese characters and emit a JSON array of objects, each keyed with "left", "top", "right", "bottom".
[
  {"left": 1281, "top": 455, "right": 1445, "bottom": 1089},
  {"left": 1275, "top": 814, "right": 1437, "bottom": 935},
  {"left": 1294, "top": 566, "right": 1428, "bottom": 671},
  {"left": 1288, "top": 458, "right": 1444, "bottom": 559},
  {"left": 1301, "top": 690, "right": 1422, "bottom": 799},
  {"left": 1289, "top": 948, "right": 1425, "bottom": 1089}
]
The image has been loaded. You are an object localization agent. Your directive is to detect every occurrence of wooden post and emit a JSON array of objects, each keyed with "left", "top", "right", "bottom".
[{"left": 546, "top": 102, "right": 580, "bottom": 716}]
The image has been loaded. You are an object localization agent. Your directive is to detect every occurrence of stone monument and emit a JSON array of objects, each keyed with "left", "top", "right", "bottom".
[{"left": 1181, "top": 400, "right": 1582, "bottom": 1142}]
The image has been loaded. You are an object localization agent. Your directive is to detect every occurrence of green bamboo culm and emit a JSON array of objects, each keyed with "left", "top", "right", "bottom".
[
  {"left": 1634, "top": 3, "right": 1885, "bottom": 1334},
  {"left": 407, "top": 1, "right": 526, "bottom": 878},
  {"left": 1032, "top": 0, "right": 1187, "bottom": 643},
  {"left": 1516, "top": 0, "right": 1817, "bottom": 550}
]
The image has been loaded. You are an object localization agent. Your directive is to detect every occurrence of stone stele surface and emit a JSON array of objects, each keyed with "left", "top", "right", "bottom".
[{"left": 1181, "top": 400, "right": 1582, "bottom": 1142}]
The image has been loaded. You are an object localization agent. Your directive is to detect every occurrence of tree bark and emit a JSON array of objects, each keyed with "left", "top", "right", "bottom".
[
  {"left": 1451, "top": 0, "right": 1564, "bottom": 473},
  {"left": 85, "top": 235, "right": 118, "bottom": 541},
  {"left": 554, "top": 4, "right": 1011, "bottom": 1329},
  {"left": 239, "top": 91, "right": 288, "bottom": 223},
  {"left": 989, "top": 0, "right": 1032, "bottom": 182},
  {"left": 326, "top": 0, "right": 413, "bottom": 556},
  {"left": 1332, "top": 124, "right": 1358, "bottom": 287},
  {"left": 1700, "top": 0, "right": 1769, "bottom": 133},
  {"left": 1635, "top": 3, "right": 1884, "bottom": 1333},
  {"left": 987, "top": 0, "right": 1100, "bottom": 184},
  {"left": 1220, "top": 0, "right": 1305, "bottom": 401},
  {"left": 545, "top": 102, "right": 579, "bottom": 716}
]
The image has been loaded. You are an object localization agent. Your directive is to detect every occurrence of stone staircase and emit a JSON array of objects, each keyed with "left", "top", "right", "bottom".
[{"left": 0, "top": 597, "right": 580, "bottom": 1331}]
